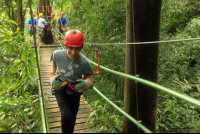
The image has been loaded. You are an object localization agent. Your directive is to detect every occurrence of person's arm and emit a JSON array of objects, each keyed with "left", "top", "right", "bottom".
[
  {"left": 49, "top": 64, "right": 57, "bottom": 81},
  {"left": 51, "top": 64, "right": 57, "bottom": 74},
  {"left": 64, "top": 19, "right": 67, "bottom": 31},
  {"left": 64, "top": 23, "right": 67, "bottom": 31}
]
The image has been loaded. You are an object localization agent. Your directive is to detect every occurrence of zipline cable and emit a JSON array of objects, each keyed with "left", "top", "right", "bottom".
[{"left": 84, "top": 37, "right": 200, "bottom": 45}]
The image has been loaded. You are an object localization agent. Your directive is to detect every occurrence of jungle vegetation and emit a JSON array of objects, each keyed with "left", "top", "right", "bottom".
[{"left": 0, "top": 0, "right": 200, "bottom": 133}]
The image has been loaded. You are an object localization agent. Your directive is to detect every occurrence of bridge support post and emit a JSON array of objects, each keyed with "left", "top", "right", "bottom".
[{"left": 123, "top": 0, "right": 162, "bottom": 133}]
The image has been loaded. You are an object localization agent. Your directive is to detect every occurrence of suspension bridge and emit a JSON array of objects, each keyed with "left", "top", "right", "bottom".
[{"left": 28, "top": 1, "right": 200, "bottom": 132}]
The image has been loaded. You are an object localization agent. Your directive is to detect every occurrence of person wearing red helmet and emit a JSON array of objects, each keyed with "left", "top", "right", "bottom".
[
  {"left": 49, "top": 29, "right": 93, "bottom": 133},
  {"left": 57, "top": 12, "right": 67, "bottom": 42},
  {"left": 51, "top": 12, "right": 57, "bottom": 44},
  {"left": 27, "top": 13, "right": 37, "bottom": 43}
]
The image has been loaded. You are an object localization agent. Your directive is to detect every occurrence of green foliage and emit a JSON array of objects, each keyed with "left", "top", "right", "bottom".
[
  {"left": 158, "top": 1, "right": 200, "bottom": 133},
  {"left": 0, "top": 18, "right": 41, "bottom": 133},
  {"left": 86, "top": 100, "right": 123, "bottom": 133},
  {"left": 161, "top": 0, "right": 200, "bottom": 35}
]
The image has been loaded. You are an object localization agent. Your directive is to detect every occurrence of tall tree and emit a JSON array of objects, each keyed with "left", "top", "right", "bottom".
[
  {"left": 5, "top": 0, "right": 17, "bottom": 31},
  {"left": 17, "top": 0, "right": 23, "bottom": 32},
  {"left": 123, "top": 0, "right": 162, "bottom": 133}
]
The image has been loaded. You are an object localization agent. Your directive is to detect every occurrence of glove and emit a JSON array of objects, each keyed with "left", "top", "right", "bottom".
[
  {"left": 30, "top": 25, "right": 32, "bottom": 27},
  {"left": 75, "top": 80, "right": 90, "bottom": 92}
]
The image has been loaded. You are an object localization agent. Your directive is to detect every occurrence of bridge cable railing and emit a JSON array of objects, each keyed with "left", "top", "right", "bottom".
[
  {"left": 89, "top": 60, "right": 200, "bottom": 108},
  {"left": 29, "top": 0, "right": 51, "bottom": 131}
]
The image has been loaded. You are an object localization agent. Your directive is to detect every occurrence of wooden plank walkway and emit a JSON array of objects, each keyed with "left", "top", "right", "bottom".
[{"left": 39, "top": 47, "right": 93, "bottom": 133}]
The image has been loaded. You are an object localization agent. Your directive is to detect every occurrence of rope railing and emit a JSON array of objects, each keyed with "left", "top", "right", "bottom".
[{"left": 89, "top": 60, "right": 200, "bottom": 107}]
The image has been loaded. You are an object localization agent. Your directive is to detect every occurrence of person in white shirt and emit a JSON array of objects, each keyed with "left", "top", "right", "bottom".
[{"left": 38, "top": 13, "right": 50, "bottom": 45}]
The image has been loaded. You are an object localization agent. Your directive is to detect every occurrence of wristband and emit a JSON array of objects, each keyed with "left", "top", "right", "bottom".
[{"left": 50, "top": 72, "right": 55, "bottom": 75}]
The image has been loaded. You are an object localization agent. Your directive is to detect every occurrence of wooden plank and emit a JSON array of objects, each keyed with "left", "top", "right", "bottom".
[
  {"left": 47, "top": 110, "right": 92, "bottom": 118},
  {"left": 50, "top": 123, "right": 89, "bottom": 133},
  {"left": 46, "top": 104, "right": 90, "bottom": 110},
  {"left": 74, "top": 128, "right": 91, "bottom": 133},
  {"left": 46, "top": 100, "right": 88, "bottom": 106},
  {"left": 47, "top": 106, "right": 92, "bottom": 114},
  {"left": 49, "top": 117, "right": 89, "bottom": 128}
]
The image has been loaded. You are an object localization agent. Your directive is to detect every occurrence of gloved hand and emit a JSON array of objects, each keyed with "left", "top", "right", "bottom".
[
  {"left": 64, "top": 28, "right": 66, "bottom": 31},
  {"left": 30, "top": 25, "right": 32, "bottom": 27},
  {"left": 75, "top": 80, "right": 90, "bottom": 92}
]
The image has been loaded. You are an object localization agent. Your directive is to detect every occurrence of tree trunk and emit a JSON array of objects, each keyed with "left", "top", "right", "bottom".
[
  {"left": 123, "top": 0, "right": 162, "bottom": 133},
  {"left": 17, "top": 0, "right": 23, "bottom": 32}
]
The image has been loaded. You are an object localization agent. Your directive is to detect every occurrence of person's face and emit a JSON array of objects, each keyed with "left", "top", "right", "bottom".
[
  {"left": 51, "top": 15, "right": 54, "bottom": 19},
  {"left": 66, "top": 46, "right": 81, "bottom": 60},
  {"left": 60, "top": 14, "right": 64, "bottom": 18}
]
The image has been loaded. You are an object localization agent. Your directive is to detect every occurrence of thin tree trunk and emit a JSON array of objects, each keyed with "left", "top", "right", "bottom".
[{"left": 17, "top": 0, "right": 23, "bottom": 32}]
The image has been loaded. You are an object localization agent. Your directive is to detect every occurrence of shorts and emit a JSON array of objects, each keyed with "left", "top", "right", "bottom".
[
  {"left": 51, "top": 29, "right": 55, "bottom": 36},
  {"left": 29, "top": 29, "right": 36, "bottom": 36},
  {"left": 39, "top": 29, "right": 43, "bottom": 37}
]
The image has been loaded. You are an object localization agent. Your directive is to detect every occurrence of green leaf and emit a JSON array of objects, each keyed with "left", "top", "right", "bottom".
[{"left": 9, "top": 20, "right": 18, "bottom": 26}]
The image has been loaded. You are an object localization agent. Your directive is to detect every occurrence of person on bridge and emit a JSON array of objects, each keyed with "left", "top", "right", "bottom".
[
  {"left": 49, "top": 29, "right": 94, "bottom": 133},
  {"left": 57, "top": 12, "right": 67, "bottom": 43},
  {"left": 38, "top": 13, "right": 50, "bottom": 45},
  {"left": 27, "top": 13, "right": 37, "bottom": 43},
  {"left": 50, "top": 12, "right": 57, "bottom": 45}
]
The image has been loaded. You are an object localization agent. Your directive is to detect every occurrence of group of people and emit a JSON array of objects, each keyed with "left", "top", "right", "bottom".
[
  {"left": 28, "top": 12, "right": 67, "bottom": 45},
  {"left": 29, "top": 12, "right": 95, "bottom": 133}
]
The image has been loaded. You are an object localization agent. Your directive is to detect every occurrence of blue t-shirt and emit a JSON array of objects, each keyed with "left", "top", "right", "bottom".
[
  {"left": 58, "top": 17, "right": 67, "bottom": 27},
  {"left": 50, "top": 49, "right": 93, "bottom": 82},
  {"left": 28, "top": 19, "right": 37, "bottom": 30}
]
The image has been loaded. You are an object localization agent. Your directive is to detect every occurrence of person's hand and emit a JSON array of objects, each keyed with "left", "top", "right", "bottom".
[
  {"left": 49, "top": 72, "right": 56, "bottom": 82},
  {"left": 76, "top": 80, "right": 89, "bottom": 92},
  {"left": 64, "top": 28, "right": 67, "bottom": 31},
  {"left": 30, "top": 25, "right": 32, "bottom": 27}
]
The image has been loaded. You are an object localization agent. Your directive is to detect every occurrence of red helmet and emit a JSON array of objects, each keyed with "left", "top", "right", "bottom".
[
  {"left": 60, "top": 12, "right": 64, "bottom": 15},
  {"left": 51, "top": 12, "right": 55, "bottom": 16},
  {"left": 64, "top": 30, "right": 84, "bottom": 47},
  {"left": 32, "top": 13, "right": 35, "bottom": 16}
]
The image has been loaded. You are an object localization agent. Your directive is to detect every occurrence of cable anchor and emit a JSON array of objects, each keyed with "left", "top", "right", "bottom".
[
  {"left": 90, "top": 43, "right": 98, "bottom": 51},
  {"left": 135, "top": 74, "right": 140, "bottom": 83}
]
